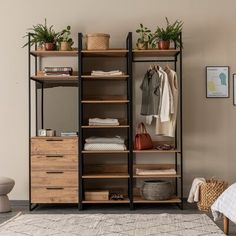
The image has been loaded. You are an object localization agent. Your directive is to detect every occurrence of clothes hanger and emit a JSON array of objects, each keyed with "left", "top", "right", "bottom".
[{"left": 165, "top": 64, "right": 171, "bottom": 71}]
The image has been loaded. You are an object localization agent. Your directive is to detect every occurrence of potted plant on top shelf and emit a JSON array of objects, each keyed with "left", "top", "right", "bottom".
[
  {"left": 57, "top": 26, "right": 74, "bottom": 51},
  {"left": 150, "top": 17, "right": 183, "bottom": 50},
  {"left": 136, "top": 24, "right": 151, "bottom": 50},
  {"left": 23, "top": 19, "right": 58, "bottom": 51}
]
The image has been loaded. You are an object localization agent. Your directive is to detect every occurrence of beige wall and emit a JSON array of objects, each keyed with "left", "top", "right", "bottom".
[{"left": 0, "top": 0, "right": 236, "bottom": 200}]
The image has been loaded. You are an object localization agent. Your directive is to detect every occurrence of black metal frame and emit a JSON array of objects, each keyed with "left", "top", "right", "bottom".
[
  {"left": 132, "top": 32, "right": 183, "bottom": 209},
  {"left": 233, "top": 74, "right": 236, "bottom": 106}
]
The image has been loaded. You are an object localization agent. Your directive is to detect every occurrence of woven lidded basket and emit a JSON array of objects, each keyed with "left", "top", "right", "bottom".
[
  {"left": 86, "top": 33, "right": 110, "bottom": 50},
  {"left": 197, "top": 178, "right": 228, "bottom": 211}
]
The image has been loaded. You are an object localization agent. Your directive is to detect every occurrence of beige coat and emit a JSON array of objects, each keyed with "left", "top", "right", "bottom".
[{"left": 156, "top": 68, "right": 178, "bottom": 137}]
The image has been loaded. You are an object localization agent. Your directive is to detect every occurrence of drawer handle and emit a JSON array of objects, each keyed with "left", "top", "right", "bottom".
[
  {"left": 46, "top": 139, "right": 63, "bottom": 142},
  {"left": 46, "top": 171, "right": 64, "bottom": 174},
  {"left": 46, "top": 155, "right": 64, "bottom": 158},
  {"left": 46, "top": 187, "right": 64, "bottom": 190}
]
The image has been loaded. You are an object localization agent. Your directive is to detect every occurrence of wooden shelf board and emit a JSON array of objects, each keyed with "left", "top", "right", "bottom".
[
  {"left": 134, "top": 149, "right": 180, "bottom": 153},
  {"left": 30, "top": 50, "right": 78, "bottom": 57},
  {"left": 82, "top": 174, "right": 130, "bottom": 179},
  {"left": 82, "top": 49, "right": 128, "bottom": 57},
  {"left": 133, "top": 174, "right": 181, "bottom": 178},
  {"left": 82, "top": 150, "right": 129, "bottom": 154},
  {"left": 31, "top": 136, "right": 78, "bottom": 140},
  {"left": 82, "top": 100, "right": 129, "bottom": 104},
  {"left": 31, "top": 75, "right": 78, "bottom": 83},
  {"left": 82, "top": 75, "right": 129, "bottom": 80},
  {"left": 82, "top": 125, "right": 129, "bottom": 128},
  {"left": 132, "top": 49, "right": 180, "bottom": 57},
  {"left": 133, "top": 196, "right": 181, "bottom": 203},
  {"left": 82, "top": 199, "right": 130, "bottom": 204}
]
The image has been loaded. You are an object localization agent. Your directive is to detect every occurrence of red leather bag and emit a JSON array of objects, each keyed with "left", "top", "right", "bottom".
[{"left": 134, "top": 122, "right": 153, "bottom": 150}]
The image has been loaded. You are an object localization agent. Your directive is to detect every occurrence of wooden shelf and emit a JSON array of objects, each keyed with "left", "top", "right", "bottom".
[
  {"left": 82, "top": 49, "right": 128, "bottom": 57},
  {"left": 82, "top": 199, "right": 130, "bottom": 204},
  {"left": 30, "top": 50, "right": 78, "bottom": 57},
  {"left": 133, "top": 196, "right": 181, "bottom": 203},
  {"left": 133, "top": 174, "right": 181, "bottom": 178},
  {"left": 134, "top": 149, "right": 180, "bottom": 153},
  {"left": 82, "top": 174, "right": 130, "bottom": 179},
  {"left": 31, "top": 75, "right": 78, "bottom": 83},
  {"left": 82, "top": 75, "right": 129, "bottom": 80},
  {"left": 82, "top": 125, "right": 129, "bottom": 129},
  {"left": 31, "top": 136, "right": 77, "bottom": 140},
  {"left": 82, "top": 100, "right": 129, "bottom": 104},
  {"left": 133, "top": 49, "right": 180, "bottom": 57},
  {"left": 82, "top": 150, "right": 129, "bottom": 154}
]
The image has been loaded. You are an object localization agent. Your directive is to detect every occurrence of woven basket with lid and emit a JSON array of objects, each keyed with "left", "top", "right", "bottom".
[{"left": 86, "top": 33, "right": 110, "bottom": 50}]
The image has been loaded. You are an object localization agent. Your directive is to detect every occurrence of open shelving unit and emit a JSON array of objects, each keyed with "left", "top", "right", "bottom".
[
  {"left": 28, "top": 31, "right": 183, "bottom": 210},
  {"left": 78, "top": 33, "right": 133, "bottom": 209}
]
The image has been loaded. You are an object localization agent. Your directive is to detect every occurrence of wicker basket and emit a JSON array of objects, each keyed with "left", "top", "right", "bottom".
[
  {"left": 86, "top": 33, "right": 110, "bottom": 50},
  {"left": 197, "top": 178, "right": 228, "bottom": 211}
]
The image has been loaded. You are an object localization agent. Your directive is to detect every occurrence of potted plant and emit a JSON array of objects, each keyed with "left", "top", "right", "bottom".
[
  {"left": 23, "top": 19, "right": 58, "bottom": 50},
  {"left": 150, "top": 17, "right": 183, "bottom": 50},
  {"left": 136, "top": 24, "right": 151, "bottom": 50},
  {"left": 57, "top": 26, "right": 74, "bottom": 51}
]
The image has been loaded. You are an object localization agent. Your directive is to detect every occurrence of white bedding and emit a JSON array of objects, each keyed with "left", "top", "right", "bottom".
[
  {"left": 84, "top": 143, "right": 126, "bottom": 151},
  {"left": 211, "top": 183, "right": 236, "bottom": 222}
]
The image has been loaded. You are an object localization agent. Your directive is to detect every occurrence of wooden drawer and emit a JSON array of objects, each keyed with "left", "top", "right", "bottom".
[
  {"left": 31, "top": 187, "right": 78, "bottom": 203},
  {"left": 31, "top": 170, "right": 78, "bottom": 187},
  {"left": 31, "top": 155, "right": 78, "bottom": 170},
  {"left": 31, "top": 137, "right": 78, "bottom": 155}
]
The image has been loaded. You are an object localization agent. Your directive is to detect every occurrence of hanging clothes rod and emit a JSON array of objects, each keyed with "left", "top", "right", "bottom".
[{"left": 133, "top": 59, "right": 176, "bottom": 63}]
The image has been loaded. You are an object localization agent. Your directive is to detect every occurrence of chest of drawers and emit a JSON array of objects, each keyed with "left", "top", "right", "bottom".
[{"left": 31, "top": 137, "right": 78, "bottom": 204}]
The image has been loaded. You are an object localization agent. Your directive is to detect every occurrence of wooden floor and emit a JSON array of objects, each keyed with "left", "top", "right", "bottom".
[{"left": 0, "top": 201, "right": 235, "bottom": 235}]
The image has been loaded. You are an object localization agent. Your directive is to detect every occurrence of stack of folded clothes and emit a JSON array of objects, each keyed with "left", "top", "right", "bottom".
[
  {"left": 44, "top": 67, "right": 73, "bottom": 76},
  {"left": 88, "top": 118, "right": 119, "bottom": 126},
  {"left": 136, "top": 168, "right": 176, "bottom": 176},
  {"left": 91, "top": 70, "right": 123, "bottom": 76},
  {"left": 84, "top": 136, "right": 126, "bottom": 151}
]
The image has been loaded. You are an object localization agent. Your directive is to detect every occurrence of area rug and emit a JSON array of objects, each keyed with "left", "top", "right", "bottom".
[{"left": 0, "top": 213, "right": 224, "bottom": 236}]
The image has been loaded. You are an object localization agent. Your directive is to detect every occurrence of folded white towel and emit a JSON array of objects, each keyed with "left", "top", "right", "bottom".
[
  {"left": 91, "top": 70, "right": 123, "bottom": 76},
  {"left": 136, "top": 168, "right": 176, "bottom": 176},
  {"left": 85, "top": 136, "right": 125, "bottom": 144},
  {"left": 89, "top": 122, "right": 119, "bottom": 126},
  {"left": 88, "top": 118, "right": 119, "bottom": 125},
  {"left": 84, "top": 143, "right": 126, "bottom": 151},
  {"left": 187, "top": 177, "right": 206, "bottom": 203}
]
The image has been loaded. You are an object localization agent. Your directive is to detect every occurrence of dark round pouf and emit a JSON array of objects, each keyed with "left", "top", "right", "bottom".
[{"left": 140, "top": 180, "right": 173, "bottom": 200}]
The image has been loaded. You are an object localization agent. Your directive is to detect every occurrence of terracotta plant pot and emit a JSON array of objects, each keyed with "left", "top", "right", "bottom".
[
  {"left": 158, "top": 40, "right": 170, "bottom": 50},
  {"left": 60, "top": 42, "right": 72, "bottom": 51},
  {"left": 45, "top": 43, "right": 55, "bottom": 51},
  {"left": 137, "top": 42, "right": 148, "bottom": 50}
]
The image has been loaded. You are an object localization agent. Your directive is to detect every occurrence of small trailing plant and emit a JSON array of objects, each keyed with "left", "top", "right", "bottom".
[
  {"left": 57, "top": 26, "right": 74, "bottom": 47},
  {"left": 136, "top": 24, "right": 151, "bottom": 49},
  {"left": 150, "top": 17, "right": 183, "bottom": 48},
  {"left": 23, "top": 19, "right": 58, "bottom": 48}
]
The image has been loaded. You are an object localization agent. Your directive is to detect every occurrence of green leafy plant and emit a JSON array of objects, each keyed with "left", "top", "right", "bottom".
[
  {"left": 150, "top": 17, "right": 183, "bottom": 48},
  {"left": 57, "top": 26, "right": 74, "bottom": 46},
  {"left": 136, "top": 24, "right": 151, "bottom": 47},
  {"left": 22, "top": 19, "right": 58, "bottom": 48}
]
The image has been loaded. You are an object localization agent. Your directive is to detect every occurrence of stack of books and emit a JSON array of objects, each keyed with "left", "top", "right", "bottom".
[
  {"left": 60, "top": 131, "right": 78, "bottom": 137},
  {"left": 44, "top": 67, "right": 73, "bottom": 76}
]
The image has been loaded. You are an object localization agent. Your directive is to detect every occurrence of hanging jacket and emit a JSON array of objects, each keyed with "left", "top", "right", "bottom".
[{"left": 140, "top": 69, "right": 162, "bottom": 116}]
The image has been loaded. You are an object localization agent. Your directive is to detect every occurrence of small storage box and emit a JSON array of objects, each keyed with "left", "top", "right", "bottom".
[
  {"left": 86, "top": 33, "right": 110, "bottom": 50},
  {"left": 85, "top": 190, "right": 109, "bottom": 201}
]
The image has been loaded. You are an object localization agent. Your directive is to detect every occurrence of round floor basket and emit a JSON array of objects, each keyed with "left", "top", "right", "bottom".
[
  {"left": 86, "top": 33, "right": 110, "bottom": 50},
  {"left": 197, "top": 178, "right": 228, "bottom": 211},
  {"left": 140, "top": 180, "right": 173, "bottom": 200}
]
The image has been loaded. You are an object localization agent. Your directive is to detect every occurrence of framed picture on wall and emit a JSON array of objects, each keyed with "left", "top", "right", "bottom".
[
  {"left": 206, "top": 66, "right": 229, "bottom": 98},
  {"left": 233, "top": 74, "right": 236, "bottom": 105}
]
